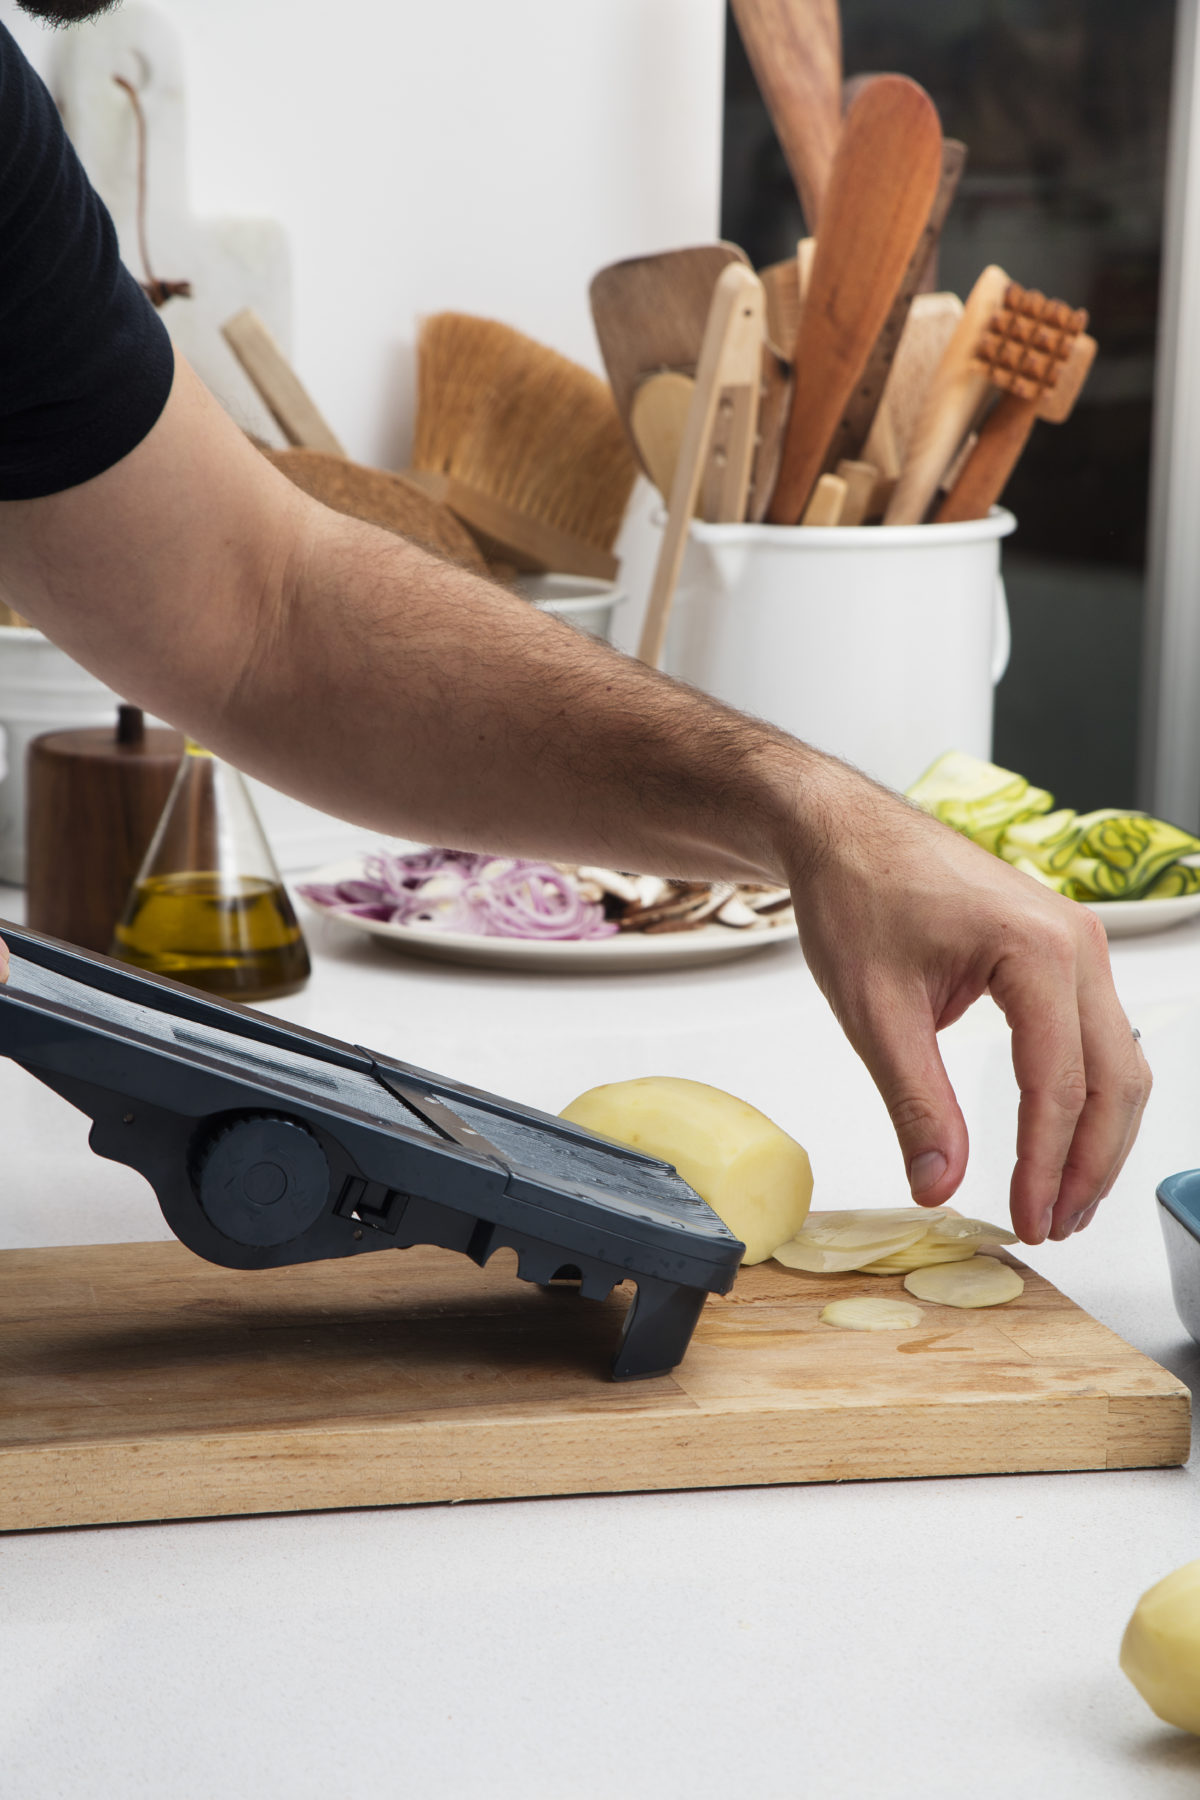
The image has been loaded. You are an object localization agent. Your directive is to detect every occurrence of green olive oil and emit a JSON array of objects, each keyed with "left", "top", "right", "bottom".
[{"left": 111, "top": 871, "right": 311, "bottom": 1000}]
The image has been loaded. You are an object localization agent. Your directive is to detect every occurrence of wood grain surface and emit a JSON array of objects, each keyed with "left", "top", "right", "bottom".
[{"left": 0, "top": 1239, "right": 1187, "bottom": 1532}]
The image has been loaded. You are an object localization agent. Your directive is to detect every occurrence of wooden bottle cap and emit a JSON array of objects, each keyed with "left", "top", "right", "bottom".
[{"left": 25, "top": 710, "right": 185, "bottom": 952}]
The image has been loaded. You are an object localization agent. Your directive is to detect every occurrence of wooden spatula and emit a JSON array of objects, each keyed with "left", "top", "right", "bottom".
[
  {"left": 589, "top": 244, "right": 750, "bottom": 464},
  {"left": 729, "top": 0, "right": 842, "bottom": 230},
  {"left": 589, "top": 241, "right": 788, "bottom": 518},
  {"left": 861, "top": 291, "right": 964, "bottom": 480},
  {"left": 821, "top": 136, "right": 967, "bottom": 473},
  {"left": 767, "top": 76, "right": 944, "bottom": 524},
  {"left": 637, "top": 266, "right": 765, "bottom": 667},
  {"left": 883, "top": 265, "right": 1011, "bottom": 525},
  {"left": 935, "top": 293, "right": 1095, "bottom": 524}
]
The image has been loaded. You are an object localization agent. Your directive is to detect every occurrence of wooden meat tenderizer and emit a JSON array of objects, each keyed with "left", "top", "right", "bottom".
[
  {"left": 637, "top": 265, "right": 765, "bottom": 667},
  {"left": 883, "top": 264, "right": 1011, "bottom": 526},
  {"left": 936, "top": 289, "right": 1095, "bottom": 523}
]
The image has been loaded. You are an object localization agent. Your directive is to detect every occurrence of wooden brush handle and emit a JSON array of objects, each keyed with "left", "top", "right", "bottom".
[
  {"left": 822, "top": 137, "right": 967, "bottom": 473},
  {"left": 934, "top": 392, "right": 1038, "bottom": 523},
  {"left": 767, "top": 77, "right": 943, "bottom": 524},
  {"left": 222, "top": 309, "right": 346, "bottom": 457},
  {"left": 406, "top": 469, "right": 619, "bottom": 581},
  {"left": 637, "top": 267, "right": 765, "bottom": 666},
  {"left": 730, "top": 0, "right": 842, "bottom": 230},
  {"left": 883, "top": 265, "right": 1011, "bottom": 525}
]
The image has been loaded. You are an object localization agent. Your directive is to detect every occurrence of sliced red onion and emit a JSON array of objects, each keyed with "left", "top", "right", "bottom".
[{"left": 299, "top": 848, "right": 617, "bottom": 940}]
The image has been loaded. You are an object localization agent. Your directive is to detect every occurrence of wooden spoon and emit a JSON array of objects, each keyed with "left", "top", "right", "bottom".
[
  {"left": 729, "top": 0, "right": 842, "bottom": 230},
  {"left": 767, "top": 76, "right": 944, "bottom": 524}
]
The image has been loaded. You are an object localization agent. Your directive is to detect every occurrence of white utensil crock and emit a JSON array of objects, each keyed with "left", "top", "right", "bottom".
[{"left": 661, "top": 508, "right": 1016, "bottom": 793}]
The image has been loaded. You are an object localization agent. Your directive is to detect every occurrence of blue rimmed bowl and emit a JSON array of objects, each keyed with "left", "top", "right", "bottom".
[{"left": 1157, "top": 1170, "right": 1200, "bottom": 1344}]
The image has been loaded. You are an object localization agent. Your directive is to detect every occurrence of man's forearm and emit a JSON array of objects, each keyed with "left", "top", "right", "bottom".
[
  {"left": 0, "top": 356, "right": 833, "bottom": 892},
  {"left": 229, "top": 502, "right": 831, "bottom": 888}
]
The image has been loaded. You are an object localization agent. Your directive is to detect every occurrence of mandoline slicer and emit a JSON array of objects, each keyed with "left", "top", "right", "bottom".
[{"left": 0, "top": 921, "right": 743, "bottom": 1379}]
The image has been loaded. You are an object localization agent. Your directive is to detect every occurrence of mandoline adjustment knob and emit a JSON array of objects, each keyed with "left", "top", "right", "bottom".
[{"left": 193, "top": 1113, "right": 331, "bottom": 1247}]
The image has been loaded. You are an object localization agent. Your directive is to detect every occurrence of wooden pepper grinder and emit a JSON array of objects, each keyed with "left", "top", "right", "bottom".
[{"left": 25, "top": 706, "right": 185, "bottom": 952}]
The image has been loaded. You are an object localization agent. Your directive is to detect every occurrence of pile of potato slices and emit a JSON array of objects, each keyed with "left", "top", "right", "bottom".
[{"left": 773, "top": 1205, "right": 1025, "bottom": 1326}]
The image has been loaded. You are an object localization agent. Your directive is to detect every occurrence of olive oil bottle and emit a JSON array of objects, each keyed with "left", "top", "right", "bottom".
[{"left": 110, "top": 741, "right": 310, "bottom": 1001}]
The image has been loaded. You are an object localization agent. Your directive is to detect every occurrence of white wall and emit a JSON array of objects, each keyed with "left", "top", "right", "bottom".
[{"left": 6, "top": 0, "right": 725, "bottom": 470}]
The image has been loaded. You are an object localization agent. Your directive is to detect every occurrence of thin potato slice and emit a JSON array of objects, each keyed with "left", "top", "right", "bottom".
[
  {"left": 820, "top": 1297, "right": 925, "bottom": 1331},
  {"left": 862, "top": 1211, "right": 1019, "bottom": 1273},
  {"left": 774, "top": 1223, "right": 929, "bottom": 1274},
  {"left": 773, "top": 1208, "right": 932, "bottom": 1273},
  {"left": 927, "top": 1213, "right": 1018, "bottom": 1245},
  {"left": 861, "top": 1239, "right": 981, "bottom": 1275},
  {"left": 904, "top": 1256, "right": 1025, "bottom": 1308},
  {"left": 800, "top": 1207, "right": 946, "bottom": 1243}
]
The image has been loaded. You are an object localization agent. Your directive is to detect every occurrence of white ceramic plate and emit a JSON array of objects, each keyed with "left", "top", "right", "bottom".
[
  {"left": 297, "top": 860, "right": 799, "bottom": 973},
  {"left": 1084, "top": 891, "right": 1200, "bottom": 939}
]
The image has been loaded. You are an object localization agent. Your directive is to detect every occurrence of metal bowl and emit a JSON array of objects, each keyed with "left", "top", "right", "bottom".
[{"left": 1157, "top": 1170, "right": 1200, "bottom": 1345}]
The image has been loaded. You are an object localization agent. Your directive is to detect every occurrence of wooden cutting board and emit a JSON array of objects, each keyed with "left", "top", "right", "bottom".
[{"left": 0, "top": 1240, "right": 1187, "bottom": 1531}]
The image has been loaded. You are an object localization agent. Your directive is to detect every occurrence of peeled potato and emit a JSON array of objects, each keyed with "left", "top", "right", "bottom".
[
  {"left": 560, "top": 1076, "right": 812, "bottom": 1263},
  {"left": 819, "top": 1297, "right": 925, "bottom": 1332},
  {"left": 903, "top": 1256, "right": 1025, "bottom": 1308},
  {"left": 1120, "top": 1559, "right": 1200, "bottom": 1735}
]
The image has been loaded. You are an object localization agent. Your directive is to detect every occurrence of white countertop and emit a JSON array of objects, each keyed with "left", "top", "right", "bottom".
[{"left": 1, "top": 882, "right": 1199, "bottom": 1799}]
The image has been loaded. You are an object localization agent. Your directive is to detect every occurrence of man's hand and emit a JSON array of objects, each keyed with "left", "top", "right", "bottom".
[
  {"left": 783, "top": 759, "right": 1150, "bottom": 1244},
  {"left": 0, "top": 934, "right": 7, "bottom": 983}
]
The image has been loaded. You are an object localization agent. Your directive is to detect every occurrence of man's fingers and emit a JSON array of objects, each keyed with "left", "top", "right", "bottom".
[
  {"left": 993, "top": 914, "right": 1150, "bottom": 1243},
  {"left": 1045, "top": 991, "right": 1150, "bottom": 1239},
  {"left": 840, "top": 982, "right": 970, "bottom": 1208}
]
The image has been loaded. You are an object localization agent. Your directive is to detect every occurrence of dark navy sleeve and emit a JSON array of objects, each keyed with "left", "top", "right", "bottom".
[{"left": 0, "top": 22, "right": 174, "bottom": 499}]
